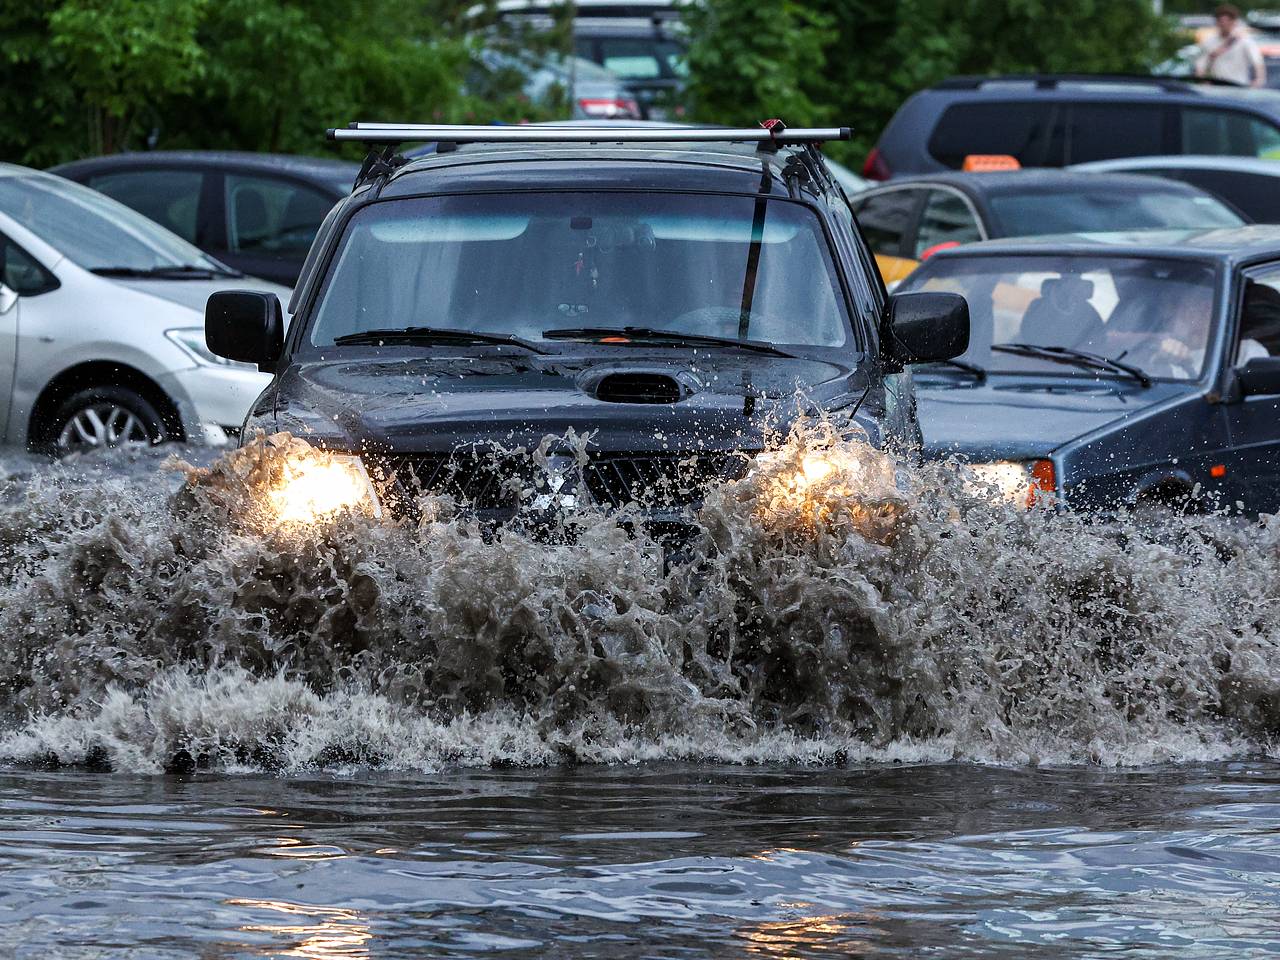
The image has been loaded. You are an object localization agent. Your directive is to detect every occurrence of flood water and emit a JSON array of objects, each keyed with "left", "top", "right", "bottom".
[{"left": 2, "top": 436, "right": 1278, "bottom": 957}]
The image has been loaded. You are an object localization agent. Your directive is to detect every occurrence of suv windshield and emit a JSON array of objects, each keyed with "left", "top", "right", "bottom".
[
  {"left": 902, "top": 254, "right": 1218, "bottom": 381},
  {"left": 309, "top": 192, "right": 850, "bottom": 349},
  {"left": 990, "top": 188, "right": 1243, "bottom": 236},
  {"left": 0, "top": 173, "right": 222, "bottom": 272}
]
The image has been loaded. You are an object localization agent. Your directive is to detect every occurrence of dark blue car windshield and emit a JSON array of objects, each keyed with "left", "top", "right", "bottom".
[
  {"left": 903, "top": 254, "right": 1220, "bottom": 380},
  {"left": 308, "top": 192, "right": 850, "bottom": 349}
]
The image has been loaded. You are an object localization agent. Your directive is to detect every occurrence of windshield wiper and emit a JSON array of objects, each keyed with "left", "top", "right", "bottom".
[
  {"left": 916, "top": 357, "right": 986, "bottom": 380},
  {"left": 332, "top": 326, "right": 549, "bottom": 354},
  {"left": 991, "top": 342, "right": 1151, "bottom": 387},
  {"left": 542, "top": 326, "right": 796, "bottom": 358},
  {"left": 90, "top": 264, "right": 241, "bottom": 279}
]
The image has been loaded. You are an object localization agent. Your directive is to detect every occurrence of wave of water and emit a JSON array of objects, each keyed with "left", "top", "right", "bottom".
[{"left": 1, "top": 427, "right": 1277, "bottom": 772}]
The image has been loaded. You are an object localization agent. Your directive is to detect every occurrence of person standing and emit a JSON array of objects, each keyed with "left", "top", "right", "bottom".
[{"left": 1196, "top": 4, "right": 1266, "bottom": 87}]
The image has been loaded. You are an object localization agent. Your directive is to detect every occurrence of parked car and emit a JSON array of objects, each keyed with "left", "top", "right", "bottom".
[
  {"left": 1071, "top": 155, "right": 1280, "bottom": 224},
  {"left": 864, "top": 74, "right": 1280, "bottom": 182},
  {"left": 897, "top": 226, "right": 1280, "bottom": 515},
  {"left": 850, "top": 170, "right": 1245, "bottom": 286},
  {"left": 50, "top": 152, "right": 358, "bottom": 286},
  {"left": 469, "top": 47, "right": 642, "bottom": 121},
  {"left": 470, "top": 0, "right": 689, "bottom": 119},
  {"left": 203, "top": 121, "right": 968, "bottom": 534},
  {"left": 0, "top": 163, "right": 288, "bottom": 454}
]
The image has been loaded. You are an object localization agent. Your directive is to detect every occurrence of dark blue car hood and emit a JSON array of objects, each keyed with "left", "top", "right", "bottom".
[{"left": 916, "top": 373, "right": 1190, "bottom": 461}]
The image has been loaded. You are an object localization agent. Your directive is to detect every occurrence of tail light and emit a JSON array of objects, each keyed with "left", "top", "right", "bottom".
[
  {"left": 578, "top": 97, "right": 642, "bottom": 120},
  {"left": 862, "top": 146, "right": 891, "bottom": 181},
  {"left": 1028, "top": 459, "right": 1056, "bottom": 507}
]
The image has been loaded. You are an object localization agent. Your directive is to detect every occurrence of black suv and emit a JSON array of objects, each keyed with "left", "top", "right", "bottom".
[
  {"left": 865, "top": 74, "right": 1280, "bottom": 181},
  {"left": 204, "top": 123, "right": 967, "bottom": 527}
]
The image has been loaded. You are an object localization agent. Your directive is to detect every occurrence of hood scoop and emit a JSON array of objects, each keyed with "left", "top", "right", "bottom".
[{"left": 592, "top": 371, "right": 688, "bottom": 404}]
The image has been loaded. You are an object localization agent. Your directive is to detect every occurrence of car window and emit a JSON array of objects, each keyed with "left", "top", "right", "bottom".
[
  {"left": 1125, "top": 168, "right": 1278, "bottom": 222},
  {"left": 308, "top": 192, "right": 851, "bottom": 349},
  {"left": 901, "top": 254, "right": 1217, "bottom": 381},
  {"left": 225, "top": 174, "right": 334, "bottom": 257},
  {"left": 0, "top": 235, "right": 58, "bottom": 296},
  {"left": 594, "top": 38, "right": 686, "bottom": 80},
  {"left": 1067, "top": 104, "right": 1168, "bottom": 164},
  {"left": 927, "top": 102, "right": 1065, "bottom": 169},
  {"left": 0, "top": 174, "right": 220, "bottom": 271},
  {"left": 1239, "top": 266, "right": 1280, "bottom": 364},
  {"left": 854, "top": 190, "right": 918, "bottom": 257},
  {"left": 914, "top": 190, "right": 982, "bottom": 257},
  {"left": 988, "top": 187, "right": 1242, "bottom": 235},
  {"left": 87, "top": 168, "right": 203, "bottom": 243},
  {"left": 1181, "top": 108, "right": 1280, "bottom": 159}
]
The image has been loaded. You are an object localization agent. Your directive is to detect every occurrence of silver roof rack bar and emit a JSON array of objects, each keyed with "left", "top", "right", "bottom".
[{"left": 327, "top": 123, "right": 852, "bottom": 144}]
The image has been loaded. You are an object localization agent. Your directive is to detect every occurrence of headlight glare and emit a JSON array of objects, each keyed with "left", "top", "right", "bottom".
[{"left": 268, "top": 451, "right": 382, "bottom": 524}]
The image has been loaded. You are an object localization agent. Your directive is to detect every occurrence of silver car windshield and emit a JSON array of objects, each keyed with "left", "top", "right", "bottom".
[
  {"left": 903, "top": 255, "right": 1219, "bottom": 381},
  {"left": 308, "top": 192, "right": 850, "bottom": 349},
  {"left": 0, "top": 174, "right": 221, "bottom": 271}
]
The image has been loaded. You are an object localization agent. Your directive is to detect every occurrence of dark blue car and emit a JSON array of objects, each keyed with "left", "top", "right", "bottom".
[{"left": 898, "top": 226, "right": 1280, "bottom": 514}]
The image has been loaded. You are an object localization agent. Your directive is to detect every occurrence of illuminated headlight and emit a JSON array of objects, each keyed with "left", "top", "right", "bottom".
[
  {"left": 267, "top": 450, "right": 382, "bottom": 524},
  {"left": 964, "top": 459, "right": 1055, "bottom": 507},
  {"left": 166, "top": 327, "right": 251, "bottom": 368}
]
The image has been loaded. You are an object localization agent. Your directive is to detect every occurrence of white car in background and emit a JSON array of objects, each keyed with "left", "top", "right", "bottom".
[{"left": 0, "top": 163, "right": 288, "bottom": 455}]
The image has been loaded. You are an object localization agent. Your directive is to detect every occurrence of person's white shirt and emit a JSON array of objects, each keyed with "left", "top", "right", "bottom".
[
  {"left": 1197, "top": 27, "right": 1265, "bottom": 87},
  {"left": 1237, "top": 337, "right": 1270, "bottom": 365}
]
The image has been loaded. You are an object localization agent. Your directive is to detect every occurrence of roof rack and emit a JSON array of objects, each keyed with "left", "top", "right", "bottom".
[
  {"left": 933, "top": 73, "right": 1206, "bottom": 92},
  {"left": 327, "top": 122, "right": 852, "bottom": 146}
]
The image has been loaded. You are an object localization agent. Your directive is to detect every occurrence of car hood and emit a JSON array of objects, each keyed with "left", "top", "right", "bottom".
[
  {"left": 273, "top": 351, "right": 866, "bottom": 454},
  {"left": 114, "top": 276, "right": 292, "bottom": 315},
  {"left": 916, "top": 373, "right": 1189, "bottom": 461}
]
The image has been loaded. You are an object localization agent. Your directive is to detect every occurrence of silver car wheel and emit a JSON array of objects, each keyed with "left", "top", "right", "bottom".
[{"left": 56, "top": 402, "right": 153, "bottom": 454}]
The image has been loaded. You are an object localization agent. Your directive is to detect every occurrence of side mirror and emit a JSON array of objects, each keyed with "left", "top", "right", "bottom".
[
  {"left": 0, "top": 283, "right": 16, "bottom": 316},
  {"left": 1237, "top": 355, "right": 1280, "bottom": 396},
  {"left": 882, "top": 291, "right": 969, "bottom": 369},
  {"left": 206, "top": 290, "right": 284, "bottom": 370}
]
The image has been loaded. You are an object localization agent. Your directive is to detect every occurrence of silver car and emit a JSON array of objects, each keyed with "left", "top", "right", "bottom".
[{"left": 0, "top": 163, "right": 287, "bottom": 454}]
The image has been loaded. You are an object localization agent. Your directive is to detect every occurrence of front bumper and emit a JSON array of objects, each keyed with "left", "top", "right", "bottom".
[{"left": 160, "top": 365, "right": 273, "bottom": 445}]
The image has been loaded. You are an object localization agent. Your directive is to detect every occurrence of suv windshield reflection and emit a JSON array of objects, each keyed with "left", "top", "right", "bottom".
[
  {"left": 903, "top": 255, "right": 1218, "bottom": 380},
  {"left": 308, "top": 192, "right": 850, "bottom": 349}
]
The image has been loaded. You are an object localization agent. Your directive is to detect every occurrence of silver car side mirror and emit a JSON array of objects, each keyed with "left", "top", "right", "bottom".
[{"left": 0, "top": 283, "right": 17, "bottom": 316}]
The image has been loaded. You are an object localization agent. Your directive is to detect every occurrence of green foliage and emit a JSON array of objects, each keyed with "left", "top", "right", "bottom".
[
  {"left": 0, "top": 0, "right": 562, "bottom": 166},
  {"left": 687, "top": 0, "right": 1184, "bottom": 163}
]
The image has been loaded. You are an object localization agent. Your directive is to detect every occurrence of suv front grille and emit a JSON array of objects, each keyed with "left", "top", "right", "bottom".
[
  {"left": 367, "top": 449, "right": 753, "bottom": 514},
  {"left": 583, "top": 452, "right": 750, "bottom": 509}
]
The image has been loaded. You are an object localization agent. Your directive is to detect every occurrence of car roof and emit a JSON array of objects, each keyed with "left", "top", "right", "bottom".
[
  {"left": 49, "top": 150, "right": 360, "bottom": 188},
  {"left": 930, "top": 224, "right": 1280, "bottom": 263},
  {"left": 1072, "top": 154, "right": 1280, "bottom": 176},
  {"left": 927, "top": 73, "right": 1280, "bottom": 107},
  {"left": 377, "top": 140, "right": 840, "bottom": 201},
  {"left": 857, "top": 169, "right": 1209, "bottom": 198}
]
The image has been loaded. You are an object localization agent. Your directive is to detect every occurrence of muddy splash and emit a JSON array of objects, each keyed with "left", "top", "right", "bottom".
[{"left": 0, "top": 428, "right": 1277, "bottom": 773}]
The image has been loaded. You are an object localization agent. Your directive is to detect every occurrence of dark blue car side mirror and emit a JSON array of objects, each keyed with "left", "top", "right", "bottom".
[
  {"left": 882, "top": 291, "right": 970, "bottom": 371},
  {"left": 1237, "top": 355, "right": 1280, "bottom": 396},
  {"left": 206, "top": 291, "right": 284, "bottom": 372}
]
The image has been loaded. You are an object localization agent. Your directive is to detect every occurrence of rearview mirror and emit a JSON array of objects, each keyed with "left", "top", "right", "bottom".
[
  {"left": 882, "top": 291, "right": 969, "bottom": 369},
  {"left": 1237, "top": 355, "right": 1280, "bottom": 396},
  {"left": 206, "top": 291, "right": 284, "bottom": 370}
]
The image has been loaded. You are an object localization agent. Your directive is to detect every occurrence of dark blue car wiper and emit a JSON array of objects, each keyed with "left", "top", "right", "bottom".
[
  {"left": 542, "top": 325, "right": 796, "bottom": 358},
  {"left": 332, "top": 326, "right": 549, "bottom": 354},
  {"left": 991, "top": 342, "right": 1152, "bottom": 388}
]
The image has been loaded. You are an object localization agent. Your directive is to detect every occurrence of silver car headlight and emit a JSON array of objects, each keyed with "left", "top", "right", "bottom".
[{"left": 166, "top": 327, "right": 250, "bottom": 368}]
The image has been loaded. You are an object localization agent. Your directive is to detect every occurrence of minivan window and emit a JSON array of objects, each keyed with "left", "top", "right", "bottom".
[
  {"left": 88, "top": 168, "right": 204, "bottom": 243},
  {"left": 309, "top": 192, "right": 851, "bottom": 349},
  {"left": 928, "top": 102, "right": 1064, "bottom": 169},
  {"left": 1182, "top": 108, "right": 1280, "bottom": 159},
  {"left": 1067, "top": 103, "right": 1168, "bottom": 164}
]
